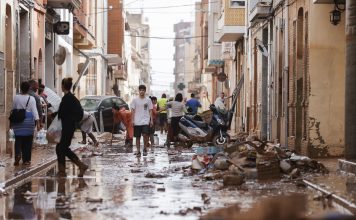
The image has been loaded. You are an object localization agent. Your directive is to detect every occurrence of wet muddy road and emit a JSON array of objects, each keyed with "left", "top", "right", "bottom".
[{"left": 0, "top": 135, "right": 353, "bottom": 219}]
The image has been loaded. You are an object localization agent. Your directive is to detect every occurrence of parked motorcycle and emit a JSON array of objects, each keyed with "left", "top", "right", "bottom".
[
  {"left": 165, "top": 75, "right": 244, "bottom": 148},
  {"left": 173, "top": 104, "right": 230, "bottom": 147}
]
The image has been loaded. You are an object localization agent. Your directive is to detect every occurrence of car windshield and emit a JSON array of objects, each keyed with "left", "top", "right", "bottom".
[{"left": 80, "top": 98, "right": 101, "bottom": 111}]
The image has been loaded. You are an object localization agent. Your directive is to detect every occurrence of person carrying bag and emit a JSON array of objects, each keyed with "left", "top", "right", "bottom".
[
  {"left": 9, "top": 97, "right": 30, "bottom": 123},
  {"left": 10, "top": 81, "right": 40, "bottom": 166}
]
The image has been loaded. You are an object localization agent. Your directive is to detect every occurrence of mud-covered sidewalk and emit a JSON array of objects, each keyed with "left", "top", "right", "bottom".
[{"left": 0, "top": 133, "right": 355, "bottom": 219}]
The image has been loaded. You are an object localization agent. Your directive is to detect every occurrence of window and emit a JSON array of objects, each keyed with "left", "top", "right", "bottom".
[
  {"left": 80, "top": 99, "right": 100, "bottom": 111},
  {"left": 100, "top": 99, "right": 112, "bottom": 109},
  {"left": 230, "top": 0, "right": 245, "bottom": 8},
  {"left": 112, "top": 97, "right": 125, "bottom": 106}
]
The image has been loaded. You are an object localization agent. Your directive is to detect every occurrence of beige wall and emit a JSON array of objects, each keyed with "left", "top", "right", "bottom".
[
  {"left": 308, "top": 4, "right": 345, "bottom": 156},
  {"left": 32, "top": 7, "right": 46, "bottom": 80},
  {"left": 0, "top": 0, "right": 17, "bottom": 155}
]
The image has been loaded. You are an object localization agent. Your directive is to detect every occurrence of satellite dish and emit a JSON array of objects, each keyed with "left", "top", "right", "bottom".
[
  {"left": 54, "top": 46, "right": 67, "bottom": 65},
  {"left": 256, "top": 39, "right": 268, "bottom": 57}
]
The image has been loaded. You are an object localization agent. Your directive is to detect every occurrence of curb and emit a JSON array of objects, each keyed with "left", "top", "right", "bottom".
[
  {"left": 4, "top": 156, "right": 57, "bottom": 188},
  {"left": 1, "top": 145, "right": 82, "bottom": 190},
  {"left": 339, "top": 159, "right": 356, "bottom": 174}
]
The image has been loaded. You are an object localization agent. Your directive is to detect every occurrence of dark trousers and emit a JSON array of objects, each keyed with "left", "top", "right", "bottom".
[
  {"left": 14, "top": 135, "right": 34, "bottom": 162},
  {"left": 56, "top": 122, "right": 79, "bottom": 166},
  {"left": 171, "top": 116, "right": 182, "bottom": 137}
]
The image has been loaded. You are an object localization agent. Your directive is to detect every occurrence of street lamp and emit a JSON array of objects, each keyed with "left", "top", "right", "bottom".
[{"left": 330, "top": 9, "right": 341, "bottom": 25}]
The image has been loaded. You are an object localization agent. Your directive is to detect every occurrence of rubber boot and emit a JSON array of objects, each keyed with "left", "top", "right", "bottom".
[
  {"left": 14, "top": 155, "right": 21, "bottom": 166},
  {"left": 57, "top": 163, "right": 67, "bottom": 178},
  {"left": 73, "top": 159, "right": 89, "bottom": 177}
]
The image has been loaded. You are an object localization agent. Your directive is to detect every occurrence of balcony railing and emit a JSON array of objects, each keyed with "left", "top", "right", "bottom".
[
  {"left": 216, "top": 1, "right": 245, "bottom": 42},
  {"left": 113, "top": 65, "right": 127, "bottom": 80},
  {"left": 249, "top": 0, "right": 272, "bottom": 23}
]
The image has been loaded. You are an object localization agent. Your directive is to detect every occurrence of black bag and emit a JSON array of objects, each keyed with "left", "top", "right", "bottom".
[{"left": 9, "top": 97, "right": 30, "bottom": 123}]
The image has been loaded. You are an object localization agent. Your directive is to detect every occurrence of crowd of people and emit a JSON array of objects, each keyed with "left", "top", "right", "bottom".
[
  {"left": 9, "top": 80, "right": 229, "bottom": 177},
  {"left": 10, "top": 78, "right": 89, "bottom": 178},
  {"left": 115, "top": 85, "right": 230, "bottom": 158}
]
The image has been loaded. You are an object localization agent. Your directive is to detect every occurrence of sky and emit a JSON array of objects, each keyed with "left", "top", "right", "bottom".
[{"left": 125, "top": 0, "right": 198, "bottom": 97}]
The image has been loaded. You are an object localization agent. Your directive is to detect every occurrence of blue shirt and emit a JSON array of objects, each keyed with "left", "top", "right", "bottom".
[{"left": 186, "top": 98, "right": 201, "bottom": 115}]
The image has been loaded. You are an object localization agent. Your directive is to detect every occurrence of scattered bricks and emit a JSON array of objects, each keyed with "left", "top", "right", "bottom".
[
  {"left": 290, "top": 168, "right": 301, "bottom": 179},
  {"left": 223, "top": 174, "right": 244, "bottom": 186},
  {"left": 157, "top": 187, "right": 166, "bottom": 192},
  {"left": 257, "top": 160, "right": 280, "bottom": 180},
  {"left": 280, "top": 160, "right": 292, "bottom": 173},
  {"left": 214, "top": 158, "right": 229, "bottom": 170}
]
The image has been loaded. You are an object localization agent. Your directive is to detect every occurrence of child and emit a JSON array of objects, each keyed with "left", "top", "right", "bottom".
[
  {"left": 112, "top": 106, "right": 134, "bottom": 147},
  {"left": 78, "top": 111, "right": 99, "bottom": 147}
]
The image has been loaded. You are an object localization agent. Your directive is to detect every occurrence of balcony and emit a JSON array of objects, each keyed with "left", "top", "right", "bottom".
[
  {"left": 249, "top": 0, "right": 272, "bottom": 23},
  {"left": 206, "top": 44, "right": 223, "bottom": 72},
  {"left": 113, "top": 65, "right": 127, "bottom": 80},
  {"left": 188, "top": 80, "right": 202, "bottom": 93},
  {"left": 216, "top": 1, "right": 245, "bottom": 42},
  {"left": 46, "top": 0, "right": 82, "bottom": 10}
]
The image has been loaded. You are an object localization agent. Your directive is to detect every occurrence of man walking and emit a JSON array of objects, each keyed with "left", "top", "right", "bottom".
[
  {"left": 157, "top": 93, "right": 168, "bottom": 134},
  {"left": 186, "top": 93, "right": 201, "bottom": 115},
  {"left": 131, "top": 85, "right": 153, "bottom": 157}
]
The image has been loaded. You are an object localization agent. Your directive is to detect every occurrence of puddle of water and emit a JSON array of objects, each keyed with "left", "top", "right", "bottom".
[{"left": 1, "top": 138, "right": 354, "bottom": 220}]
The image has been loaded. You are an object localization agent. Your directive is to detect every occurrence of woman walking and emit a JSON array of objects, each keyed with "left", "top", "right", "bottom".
[
  {"left": 11, "top": 82, "right": 40, "bottom": 166},
  {"left": 56, "top": 77, "right": 88, "bottom": 177},
  {"left": 166, "top": 93, "right": 186, "bottom": 141}
]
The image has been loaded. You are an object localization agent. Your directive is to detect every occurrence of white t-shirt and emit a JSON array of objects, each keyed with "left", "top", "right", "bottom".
[
  {"left": 167, "top": 101, "right": 185, "bottom": 117},
  {"left": 131, "top": 97, "right": 153, "bottom": 126},
  {"left": 214, "top": 97, "right": 226, "bottom": 110},
  {"left": 13, "top": 94, "right": 39, "bottom": 120}
]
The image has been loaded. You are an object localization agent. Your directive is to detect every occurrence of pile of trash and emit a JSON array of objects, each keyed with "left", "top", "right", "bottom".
[{"left": 190, "top": 136, "right": 328, "bottom": 186}]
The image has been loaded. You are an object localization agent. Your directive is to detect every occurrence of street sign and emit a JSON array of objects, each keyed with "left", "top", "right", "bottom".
[
  {"left": 54, "top": 22, "right": 70, "bottom": 35},
  {"left": 177, "top": 83, "right": 185, "bottom": 90}
]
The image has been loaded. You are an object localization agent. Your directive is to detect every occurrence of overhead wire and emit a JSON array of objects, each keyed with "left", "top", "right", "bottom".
[
  {"left": 125, "top": 35, "right": 207, "bottom": 39},
  {"left": 77, "top": 1, "right": 215, "bottom": 16}
]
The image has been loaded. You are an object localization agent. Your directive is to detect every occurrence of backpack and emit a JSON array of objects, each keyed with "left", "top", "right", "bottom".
[{"left": 9, "top": 96, "right": 30, "bottom": 123}]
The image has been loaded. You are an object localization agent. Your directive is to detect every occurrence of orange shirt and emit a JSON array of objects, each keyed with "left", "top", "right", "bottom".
[{"left": 113, "top": 109, "right": 133, "bottom": 140}]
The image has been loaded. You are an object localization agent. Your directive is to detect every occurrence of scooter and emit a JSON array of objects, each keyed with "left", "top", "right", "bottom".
[
  {"left": 166, "top": 75, "right": 244, "bottom": 148},
  {"left": 175, "top": 104, "right": 230, "bottom": 147}
]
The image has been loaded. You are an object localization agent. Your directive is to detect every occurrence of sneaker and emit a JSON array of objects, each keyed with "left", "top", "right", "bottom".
[
  {"left": 143, "top": 149, "right": 148, "bottom": 156},
  {"left": 135, "top": 152, "right": 141, "bottom": 157}
]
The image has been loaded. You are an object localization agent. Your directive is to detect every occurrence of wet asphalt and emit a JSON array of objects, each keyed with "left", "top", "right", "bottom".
[{"left": 0, "top": 134, "right": 353, "bottom": 219}]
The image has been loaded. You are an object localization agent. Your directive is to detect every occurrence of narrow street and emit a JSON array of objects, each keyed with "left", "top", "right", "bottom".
[{"left": 1, "top": 134, "right": 354, "bottom": 219}]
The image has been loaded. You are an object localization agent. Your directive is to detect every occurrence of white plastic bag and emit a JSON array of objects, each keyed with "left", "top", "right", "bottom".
[
  {"left": 35, "top": 129, "right": 48, "bottom": 145},
  {"left": 46, "top": 116, "right": 62, "bottom": 143},
  {"left": 8, "top": 129, "right": 15, "bottom": 142}
]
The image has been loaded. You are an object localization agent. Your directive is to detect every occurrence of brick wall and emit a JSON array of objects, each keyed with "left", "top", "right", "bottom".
[{"left": 108, "top": 0, "right": 124, "bottom": 56}]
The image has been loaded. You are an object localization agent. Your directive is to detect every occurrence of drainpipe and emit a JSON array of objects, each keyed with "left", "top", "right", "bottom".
[
  {"left": 267, "top": 21, "right": 272, "bottom": 141},
  {"left": 284, "top": 1, "right": 289, "bottom": 148}
]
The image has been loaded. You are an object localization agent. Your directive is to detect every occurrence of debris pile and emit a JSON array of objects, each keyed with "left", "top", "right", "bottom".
[{"left": 190, "top": 137, "right": 329, "bottom": 185}]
